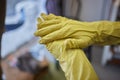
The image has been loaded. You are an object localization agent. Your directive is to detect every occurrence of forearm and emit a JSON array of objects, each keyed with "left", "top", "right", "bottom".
[{"left": 94, "top": 21, "right": 120, "bottom": 45}]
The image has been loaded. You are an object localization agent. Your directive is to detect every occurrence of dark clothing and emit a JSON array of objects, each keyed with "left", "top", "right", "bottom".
[{"left": 46, "top": 0, "right": 63, "bottom": 16}]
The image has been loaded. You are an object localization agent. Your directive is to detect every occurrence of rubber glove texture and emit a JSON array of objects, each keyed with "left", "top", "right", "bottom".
[
  {"left": 45, "top": 40, "right": 99, "bottom": 80},
  {"left": 35, "top": 14, "right": 120, "bottom": 49},
  {"left": 34, "top": 14, "right": 99, "bottom": 80}
]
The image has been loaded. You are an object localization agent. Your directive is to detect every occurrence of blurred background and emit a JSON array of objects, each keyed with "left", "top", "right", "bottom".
[{"left": 1, "top": 0, "right": 120, "bottom": 80}]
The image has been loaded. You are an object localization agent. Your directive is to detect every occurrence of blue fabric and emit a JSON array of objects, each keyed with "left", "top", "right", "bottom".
[{"left": 5, "top": 9, "right": 25, "bottom": 31}]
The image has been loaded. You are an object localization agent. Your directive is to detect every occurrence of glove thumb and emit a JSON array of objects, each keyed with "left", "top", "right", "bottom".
[{"left": 64, "top": 38, "right": 93, "bottom": 49}]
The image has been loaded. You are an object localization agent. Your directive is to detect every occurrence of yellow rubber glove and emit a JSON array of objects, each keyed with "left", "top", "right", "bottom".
[
  {"left": 34, "top": 14, "right": 99, "bottom": 80},
  {"left": 34, "top": 13, "right": 120, "bottom": 80},
  {"left": 45, "top": 40, "right": 99, "bottom": 80},
  {"left": 35, "top": 14, "right": 120, "bottom": 49}
]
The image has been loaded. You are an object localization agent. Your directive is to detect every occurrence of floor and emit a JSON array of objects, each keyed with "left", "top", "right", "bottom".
[{"left": 91, "top": 46, "right": 120, "bottom": 80}]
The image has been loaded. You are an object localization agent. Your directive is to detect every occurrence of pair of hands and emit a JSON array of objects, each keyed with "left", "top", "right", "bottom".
[
  {"left": 35, "top": 13, "right": 120, "bottom": 49},
  {"left": 35, "top": 13, "right": 100, "bottom": 49},
  {"left": 34, "top": 14, "right": 102, "bottom": 80},
  {"left": 34, "top": 14, "right": 120, "bottom": 80}
]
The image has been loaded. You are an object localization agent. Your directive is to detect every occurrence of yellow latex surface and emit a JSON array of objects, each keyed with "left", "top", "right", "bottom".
[
  {"left": 45, "top": 40, "right": 98, "bottom": 80},
  {"left": 35, "top": 14, "right": 120, "bottom": 49},
  {"left": 34, "top": 13, "right": 120, "bottom": 80}
]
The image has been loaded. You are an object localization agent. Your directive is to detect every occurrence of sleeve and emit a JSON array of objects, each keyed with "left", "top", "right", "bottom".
[{"left": 93, "top": 21, "right": 120, "bottom": 45}]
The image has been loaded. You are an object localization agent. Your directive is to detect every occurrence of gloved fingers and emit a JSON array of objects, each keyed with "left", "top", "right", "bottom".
[
  {"left": 41, "top": 13, "right": 68, "bottom": 21},
  {"left": 64, "top": 38, "right": 93, "bottom": 49},
  {"left": 34, "top": 23, "right": 62, "bottom": 37},
  {"left": 37, "top": 19, "right": 60, "bottom": 29},
  {"left": 41, "top": 13, "right": 57, "bottom": 21},
  {"left": 39, "top": 26, "right": 70, "bottom": 44},
  {"left": 37, "top": 17, "right": 44, "bottom": 24}
]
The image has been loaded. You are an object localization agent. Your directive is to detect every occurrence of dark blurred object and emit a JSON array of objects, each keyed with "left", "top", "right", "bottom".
[
  {"left": 17, "top": 52, "right": 48, "bottom": 75},
  {"left": 2, "top": 51, "right": 34, "bottom": 80},
  {"left": 46, "top": 0, "right": 81, "bottom": 19},
  {"left": 0, "top": 0, "right": 6, "bottom": 56},
  {"left": 46, "top": 0, "right": 63, "bottom": 16},
  {"left": 84, "top": 46, "right": 92, "bottom": 62},
  {"left": 1, "top": 51, "right": 49, "bottom": 80},
  {"left": 0, "top": 0, "right": 6, "bottom": 79},
  {"left": 108, "top": 45, "right": 120, "bottom": 65},
  {"left": 5, "top": 20, "right": 24, "bottom": 31},
  {"left": 2, "top": 48, "right": 66, "bottom": 80},
  {"left": 116, "top": 6, "right": 120, "bottom": 21}
]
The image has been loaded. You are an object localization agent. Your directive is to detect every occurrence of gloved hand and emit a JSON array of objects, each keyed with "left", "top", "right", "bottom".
[
  {"left": 34, "top": 13, "right": 119, "bottom": 80},
  {"left": 35, "top": 13, "right": 120, "bottom": 49},
  {"left": 45, "top": 40, "right": 98, "bottom": 80}
]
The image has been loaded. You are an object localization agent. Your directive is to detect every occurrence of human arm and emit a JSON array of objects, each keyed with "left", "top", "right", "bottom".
[
  {"left": 45, "top": 40, "right": 99, "bottom": 80},
  {"left": 35, "top": 14, "right": 120, "bottom": 49}
]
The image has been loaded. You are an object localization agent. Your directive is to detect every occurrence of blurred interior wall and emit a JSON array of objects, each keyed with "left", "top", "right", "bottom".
[
  {"left": 101, "top": 0, "right": 112, "bottom": 20},
  {"left": 79, "top": 0, "right": 105, "bottom": 21},
  {"left": 62, "top": 0, "right": 111, "bottom": 21},
  {"left": 62, "top": 0, "right": 81, "bottom": 19}
]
